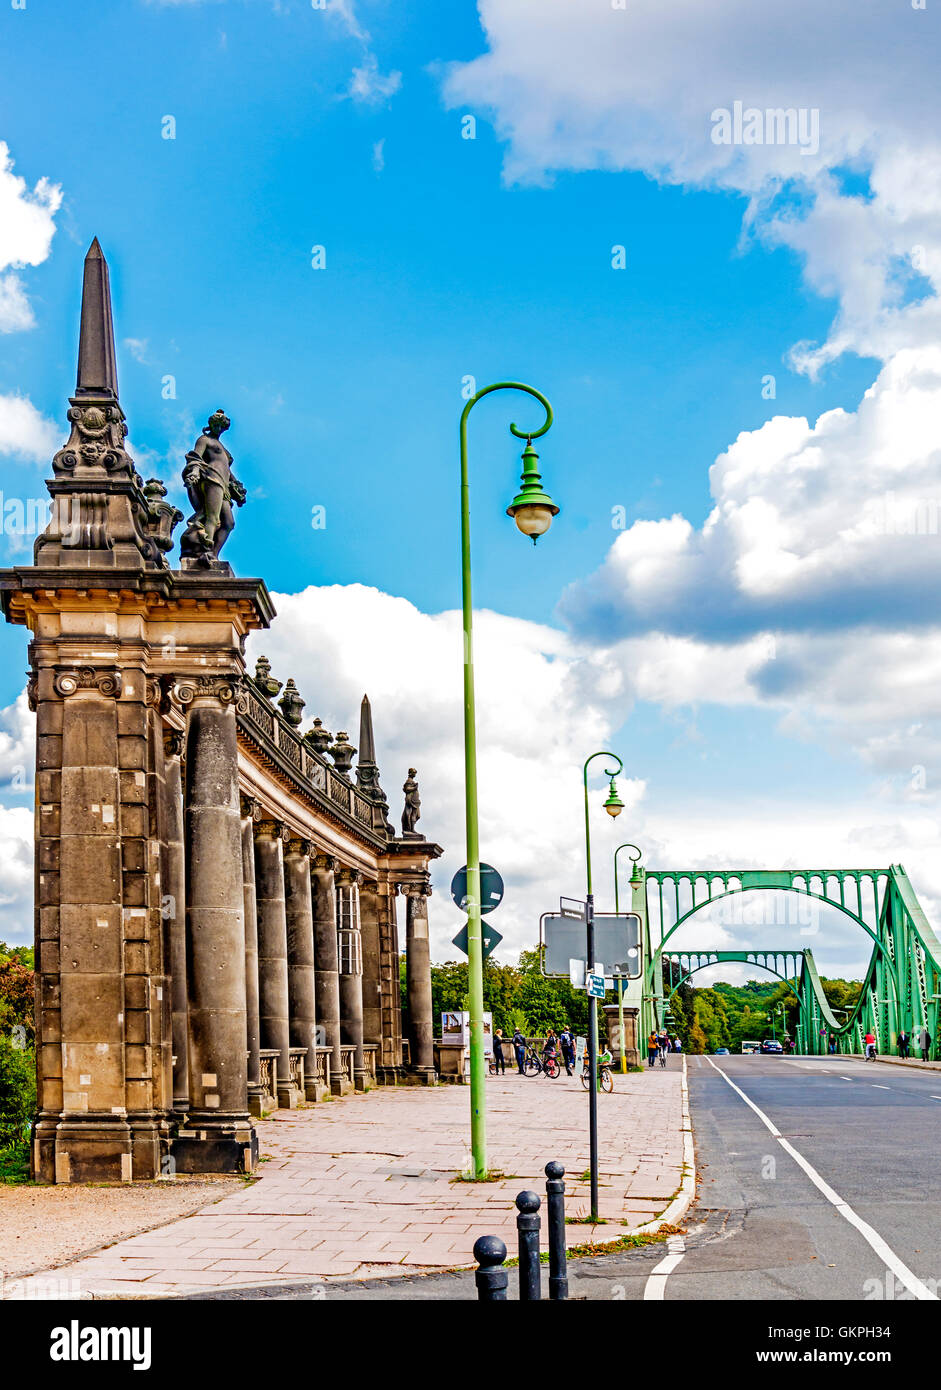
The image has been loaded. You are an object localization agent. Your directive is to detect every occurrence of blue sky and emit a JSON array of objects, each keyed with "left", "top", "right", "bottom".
[{"left": 0, "top": 0, "right": 939, "bottom": 977}]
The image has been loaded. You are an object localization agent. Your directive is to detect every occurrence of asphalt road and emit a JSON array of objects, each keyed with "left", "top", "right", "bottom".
[{"left": 194, "top": 1054, "right": 941, "bottom": 1302}]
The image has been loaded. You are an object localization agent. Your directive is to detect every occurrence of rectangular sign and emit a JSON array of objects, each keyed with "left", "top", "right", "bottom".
[
  {"left": 541, "top": 912, "right": 643, "bottom": 979},
  {"left": 587, "top": 973, "right": 606, "bottom": 999}
]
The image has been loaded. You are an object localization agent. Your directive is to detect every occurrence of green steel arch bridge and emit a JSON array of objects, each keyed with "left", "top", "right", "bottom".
[{"left": 631, "top": 865, "right": 941, "bottom": 1057}]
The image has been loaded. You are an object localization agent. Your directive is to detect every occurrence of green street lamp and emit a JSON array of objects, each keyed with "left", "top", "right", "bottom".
[
  {"left": 460, "top": 382, "right": 556, "bottom": 1179},
  {"left": 613, "top": 843, "right": 643, "bottom": 1075},
  {"left": 583, "top": 750, "right": 624, "bottom": 1221}
]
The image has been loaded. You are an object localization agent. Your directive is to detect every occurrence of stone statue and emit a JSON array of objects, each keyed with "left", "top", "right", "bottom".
[
  {"left": 402, "top": 767, "right": 421, "bottom": 838},
  {"left": 180, "top": 409, "right": 246, "bottom": 565}
]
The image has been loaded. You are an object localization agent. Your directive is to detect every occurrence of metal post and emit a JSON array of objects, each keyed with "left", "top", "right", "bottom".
[
  {"left": 516, "top": 1190, "right": 542, "bottom": 1301},
  {"left": 459, "top": 383, "right": 553, "bottom": 1180},
  {"left": 617, "top": 976, "right": 626, "bottom": 1074},
  {"left": 545, "top": 1161, "right": 569, "bottom": 1301},
  {"left": 582, "top": 751, "right": 623, "bottom": 1224},
  {"left": 473, "top": 1235, "right": 508, "bottom": 1301}
]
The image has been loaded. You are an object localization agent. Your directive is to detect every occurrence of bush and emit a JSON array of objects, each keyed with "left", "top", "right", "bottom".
[{"left": 0, "top": 1037, "right": 35, "bottom": 1148}]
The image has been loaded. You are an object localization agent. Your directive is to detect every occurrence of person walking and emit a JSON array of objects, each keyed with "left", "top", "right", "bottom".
[
  {"left": 492, "top": 1028, "right": 506, "bottom": 1075},
  {"left": 828, "top": 1035, "right": 837, "bottom": 1055},
  {"left": 559, "top": 1025, "right": 575, "bottom": 1076},
  {"left": 897, "top": 1029, "right": 910, "bottom": 1060},
  {"left": 647, "top": 1031, "right": 659, "bottom": 1068},
  {"left": 918, "top": 1025, "right": 931, "bottom": 1061},
  {"left": 512, "top": 1026, "right": 526, "bottom": 1076},
  {"left": 672, "top": 1034, "right": 682, "bottom": 1053}
]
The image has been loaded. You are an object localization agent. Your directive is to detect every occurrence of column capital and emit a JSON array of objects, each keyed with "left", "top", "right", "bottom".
[
  {"left": 53, "top": 665, "right": 123, "bottom": 699},
  {"left": 312, "top": 853, "right": 338, "bottom": 872},
  {"left": 253, "top": 815, "right": 287, "bottom": 842},
  {"left": 336, "top": 867, "right": 362, "bottom": 887},
  {"left": 163, "top": 727, "right": 185, "bottom": 759},
  {"left": 239, "top": 792, "right": 258, "bottom": 820},
  {"left": 399, "top": 877, "right": 432, "bottom": 898},
  {"left": 284, "top": 835, "right": 311, "bottom": 857},
  {"left": 172, "top": 674, "right": 240, "bottom": 707}
]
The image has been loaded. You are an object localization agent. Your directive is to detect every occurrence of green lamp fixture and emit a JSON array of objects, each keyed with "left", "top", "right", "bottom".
[
  {"left": 603, "top": 778, "right": 625, "bottom": 818},
  {"left": 506, "top": 438, "right": 560, "bottom": 544}
]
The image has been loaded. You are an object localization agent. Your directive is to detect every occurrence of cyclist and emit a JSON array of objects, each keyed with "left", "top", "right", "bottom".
[
  {"left": 542, "top": 1030, "right": 559, "bottom": 1070},
  {"left": 864, "top": 1030, "right": 877, "bottom": 1061}
]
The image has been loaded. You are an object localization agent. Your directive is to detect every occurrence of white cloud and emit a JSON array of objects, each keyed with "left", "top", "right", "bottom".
[
  {"left": 442, "top": 1, "right": 941, "bottom": 372},
  {"left": 0, "top": 692, "right": 34, "bottom": 788},
  {"left": 123, "top": 337, "right": 150, "bottom": 365},
  {"left": 562, "top": 348, "right": 941, "bottom": 642},
  {"left": 0, "top": 804, "right": 33, "bottom": 947},
  {"left": 0, "top": 393, "right": 59, "bottom": 465},
  {"left": 348, "top": 55, "right": 401, "bottom": 105},
  {"left": 0, "top": 142, "right": 61, "bottom": 334},
  {"left": 372, "top": 138, "right": 385, "bottom": 174}
]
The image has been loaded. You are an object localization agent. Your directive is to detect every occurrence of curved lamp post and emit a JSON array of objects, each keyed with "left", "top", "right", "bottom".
[
  {"left": 583, "top": 750, "right": 624, "bottom": 1219},
  {"left": 613, "top": 842, "right": 643, "bottom": 1073},
  {"left": 460, "top": 382, "right": 557, "bottom": 1178}
]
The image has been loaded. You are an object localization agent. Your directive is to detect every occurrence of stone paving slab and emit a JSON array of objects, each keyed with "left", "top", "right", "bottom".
[{"left": 6, "top": 1063, "right": 684, "bottom": 1298}]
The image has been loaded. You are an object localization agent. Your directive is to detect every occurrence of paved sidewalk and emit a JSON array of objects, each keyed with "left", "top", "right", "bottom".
[{"left": 8, "top": 1063, "right": 684, "bottom": 1298}]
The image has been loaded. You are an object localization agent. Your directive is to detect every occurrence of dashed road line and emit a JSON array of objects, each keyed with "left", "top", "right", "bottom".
[{"left": 704, "top": 1056, "right": 938, "bottom": 1302}]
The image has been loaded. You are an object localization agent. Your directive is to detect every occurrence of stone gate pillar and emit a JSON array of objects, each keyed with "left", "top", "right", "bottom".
[
  {"left": 254, "top": 818, "right": 298, "bottom": 1108},
  {"left": 337, "top": 868, "right": 366, "bottom": 1091},
  {"left": 284, "top": 838, "right": 322, "bottom": 1101},
  {"left": 175, "top": 679, "right": 255, "bottom": 1173},
  {"left": 311, "top": 853, "right": 346, "bottom": 1095},
  {"left": 404, "top": 882, "right": 435, "bottom": 1077}
]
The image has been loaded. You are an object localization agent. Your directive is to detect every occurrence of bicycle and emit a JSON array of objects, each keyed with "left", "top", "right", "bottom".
[
  {"left": 522, "top": 1045, "right": 560, "bottom": 1078},
  {"left": 580, "top": 1050, "right": 614, "bottom": 1092}
]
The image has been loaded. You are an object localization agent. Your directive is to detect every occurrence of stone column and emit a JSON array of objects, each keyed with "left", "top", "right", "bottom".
[
  {"left": 176, "top": 681, "right": 255, "bottom": 1173},
  {"left": 404, "top": 883, "right": 436, "bottom": 1078},
  {"left": 254, "top": 817, "right": 298, "bottom": 1108},
  {"left": 160, "top": 727, "right": 188, "bottom": 1115},
  {"left": 361, "top": 877, "right": 402, "bottom": 1084},
  {"left": 311, "top": 854, "right": 347, "bottom": 1096},
  {"left": 337, "top": 869, "right": 366, "bottom": 1091},
  {"left": 284, "top": 837, "right": 323, "bottom": 1101},
  {"left": 241, "top": 796, "right": 271, "bottom": 1116}
]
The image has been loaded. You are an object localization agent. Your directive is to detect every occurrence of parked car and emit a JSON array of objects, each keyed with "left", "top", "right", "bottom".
[{"left": 760, "top": 1039, "right": 784, "bottom": 1054}]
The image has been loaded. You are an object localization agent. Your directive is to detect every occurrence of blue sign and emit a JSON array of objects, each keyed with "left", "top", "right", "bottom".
[
  {"left": 450, "top": 863, "right": 504, "bottom": 916},
  {"left": 587, "top": 973, "right": 606, "bottom": 999}
]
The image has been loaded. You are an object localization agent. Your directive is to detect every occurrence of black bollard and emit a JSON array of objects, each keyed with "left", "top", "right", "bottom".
[
  {"left": 544, "top": 1161, "right": 569, "bottom": 1301},
  {"left": 516, "top": 1190, "right": 542, "bottom": 1301},
  {"left": 473, "top": 1235, "right": 508, "bottom": 1301}
]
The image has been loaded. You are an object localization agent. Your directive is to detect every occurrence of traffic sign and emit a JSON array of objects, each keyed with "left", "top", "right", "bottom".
[
  {"left": 587, "top": 974, "right": 606, "bottom": 999},
  {"left": 540, "top": 912, "right": 642, "bottom": 978},
  {"left": 450, "top": 863, "right": 505, "bottom": 916},
  {"left": 451, "top": 920, "right": 503, "bottom": 959}
]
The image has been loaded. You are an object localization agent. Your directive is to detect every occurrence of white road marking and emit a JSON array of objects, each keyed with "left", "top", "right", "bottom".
[
  {"left": 872, "top": 1085, "right": 890, "bottom": 1090},
  {"left": 643, "top": 1233, "right": 686, "bottom": 1301},
  {"left": 840, "top": 1076, "right": 853, "bottom": 1081},
  {"left": 931, "top": 1096, "right": 941, "bottom": 1101},
  {"left": 704, "top": 1057, "right": 938, "bottom": 1301}
]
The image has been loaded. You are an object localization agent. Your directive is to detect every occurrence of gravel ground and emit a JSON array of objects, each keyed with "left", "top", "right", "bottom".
[{"left": 0, "top": 1176, "right": 241, "bottom": 1279}]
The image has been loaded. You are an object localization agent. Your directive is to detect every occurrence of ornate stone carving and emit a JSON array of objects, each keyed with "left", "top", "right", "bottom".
[
  {"left": 254, "top": 655, "right": 282, "bottom": 701},
  {"left": 171, "top": 675, "right": 238, "bottom": 706},
  {"left": 163, "top": 728, "right": 185, "bottom": 759},
  {"left": 179, "top": 410, "right": 246, "bottom": 567},
  {"left": 140, "top": 479, "right": 183, "bottom": 556},
  {"left": 336, "top": 867, "right": 362, "bottom": 887},
  {"left": 285, "top": 835, "right": 311, "bottom": 857},
  {"left": 278, "top": 678, "right": 305, "bottom": 727},
  {"left": 304, "top": 718, "right": 332, "bottom": 755},
  {"left": 239, "top": 792, "right": 257, "bottom": 820},
  {"left": 313, "top": 853, "right": 338, "bottom": 872},
  {"left": 26, "top": 670, "right": 37, "bottom": 712},
  {"left": 53, "top": 666, "right": 123, "bottom": 699},
  {"left": 329, "top": 732, "right": 356, "bottom": 778},
  {"left": 253, "top": 816, "right": 288, "bottom": 841},
  {"left": 401, "top": 768, "right": 421, "bottom": 838}
]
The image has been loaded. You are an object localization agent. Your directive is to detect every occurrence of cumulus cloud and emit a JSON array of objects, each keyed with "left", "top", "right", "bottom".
[
  {"left": 0, "top": 393, "right": 59, "bottom": 465},
  {"left": 562, "top": 348, "right": 941, "bottom": 642},
  {"left": 348, "top": 55, "right": 401, "bottom": 105},
  {"left": 0, "top": 142, "right": 61, "bottom": 334},
  {"left": 0, "top": 804, "right": 33, "bottom": 946},
  {"left": 442, "top": 0, "right": 941, "bottom": 372}
]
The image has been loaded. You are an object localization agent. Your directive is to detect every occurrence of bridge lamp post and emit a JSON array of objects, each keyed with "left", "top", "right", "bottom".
[
  {"left": 614, "top": 843, "right": 643, "bottom": 1075},
  {"left": 583, "top": 752, "right": 624, "bottom": 1221},
  {"left": 459, "top": 383, "right": 557, "bottom": 1179}
]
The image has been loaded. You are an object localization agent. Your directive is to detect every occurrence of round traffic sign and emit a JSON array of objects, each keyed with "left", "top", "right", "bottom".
[{"left": 450, "top": 862, "right": 504, "bottom": 916}]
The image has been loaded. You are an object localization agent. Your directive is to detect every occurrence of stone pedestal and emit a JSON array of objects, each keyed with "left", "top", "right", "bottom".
[
  {"left": 254, "top": 820, "right": 299, "bottom": 1108},
  {"left": 174, "top": 687, "right": 256, "bottom": 1174}
]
